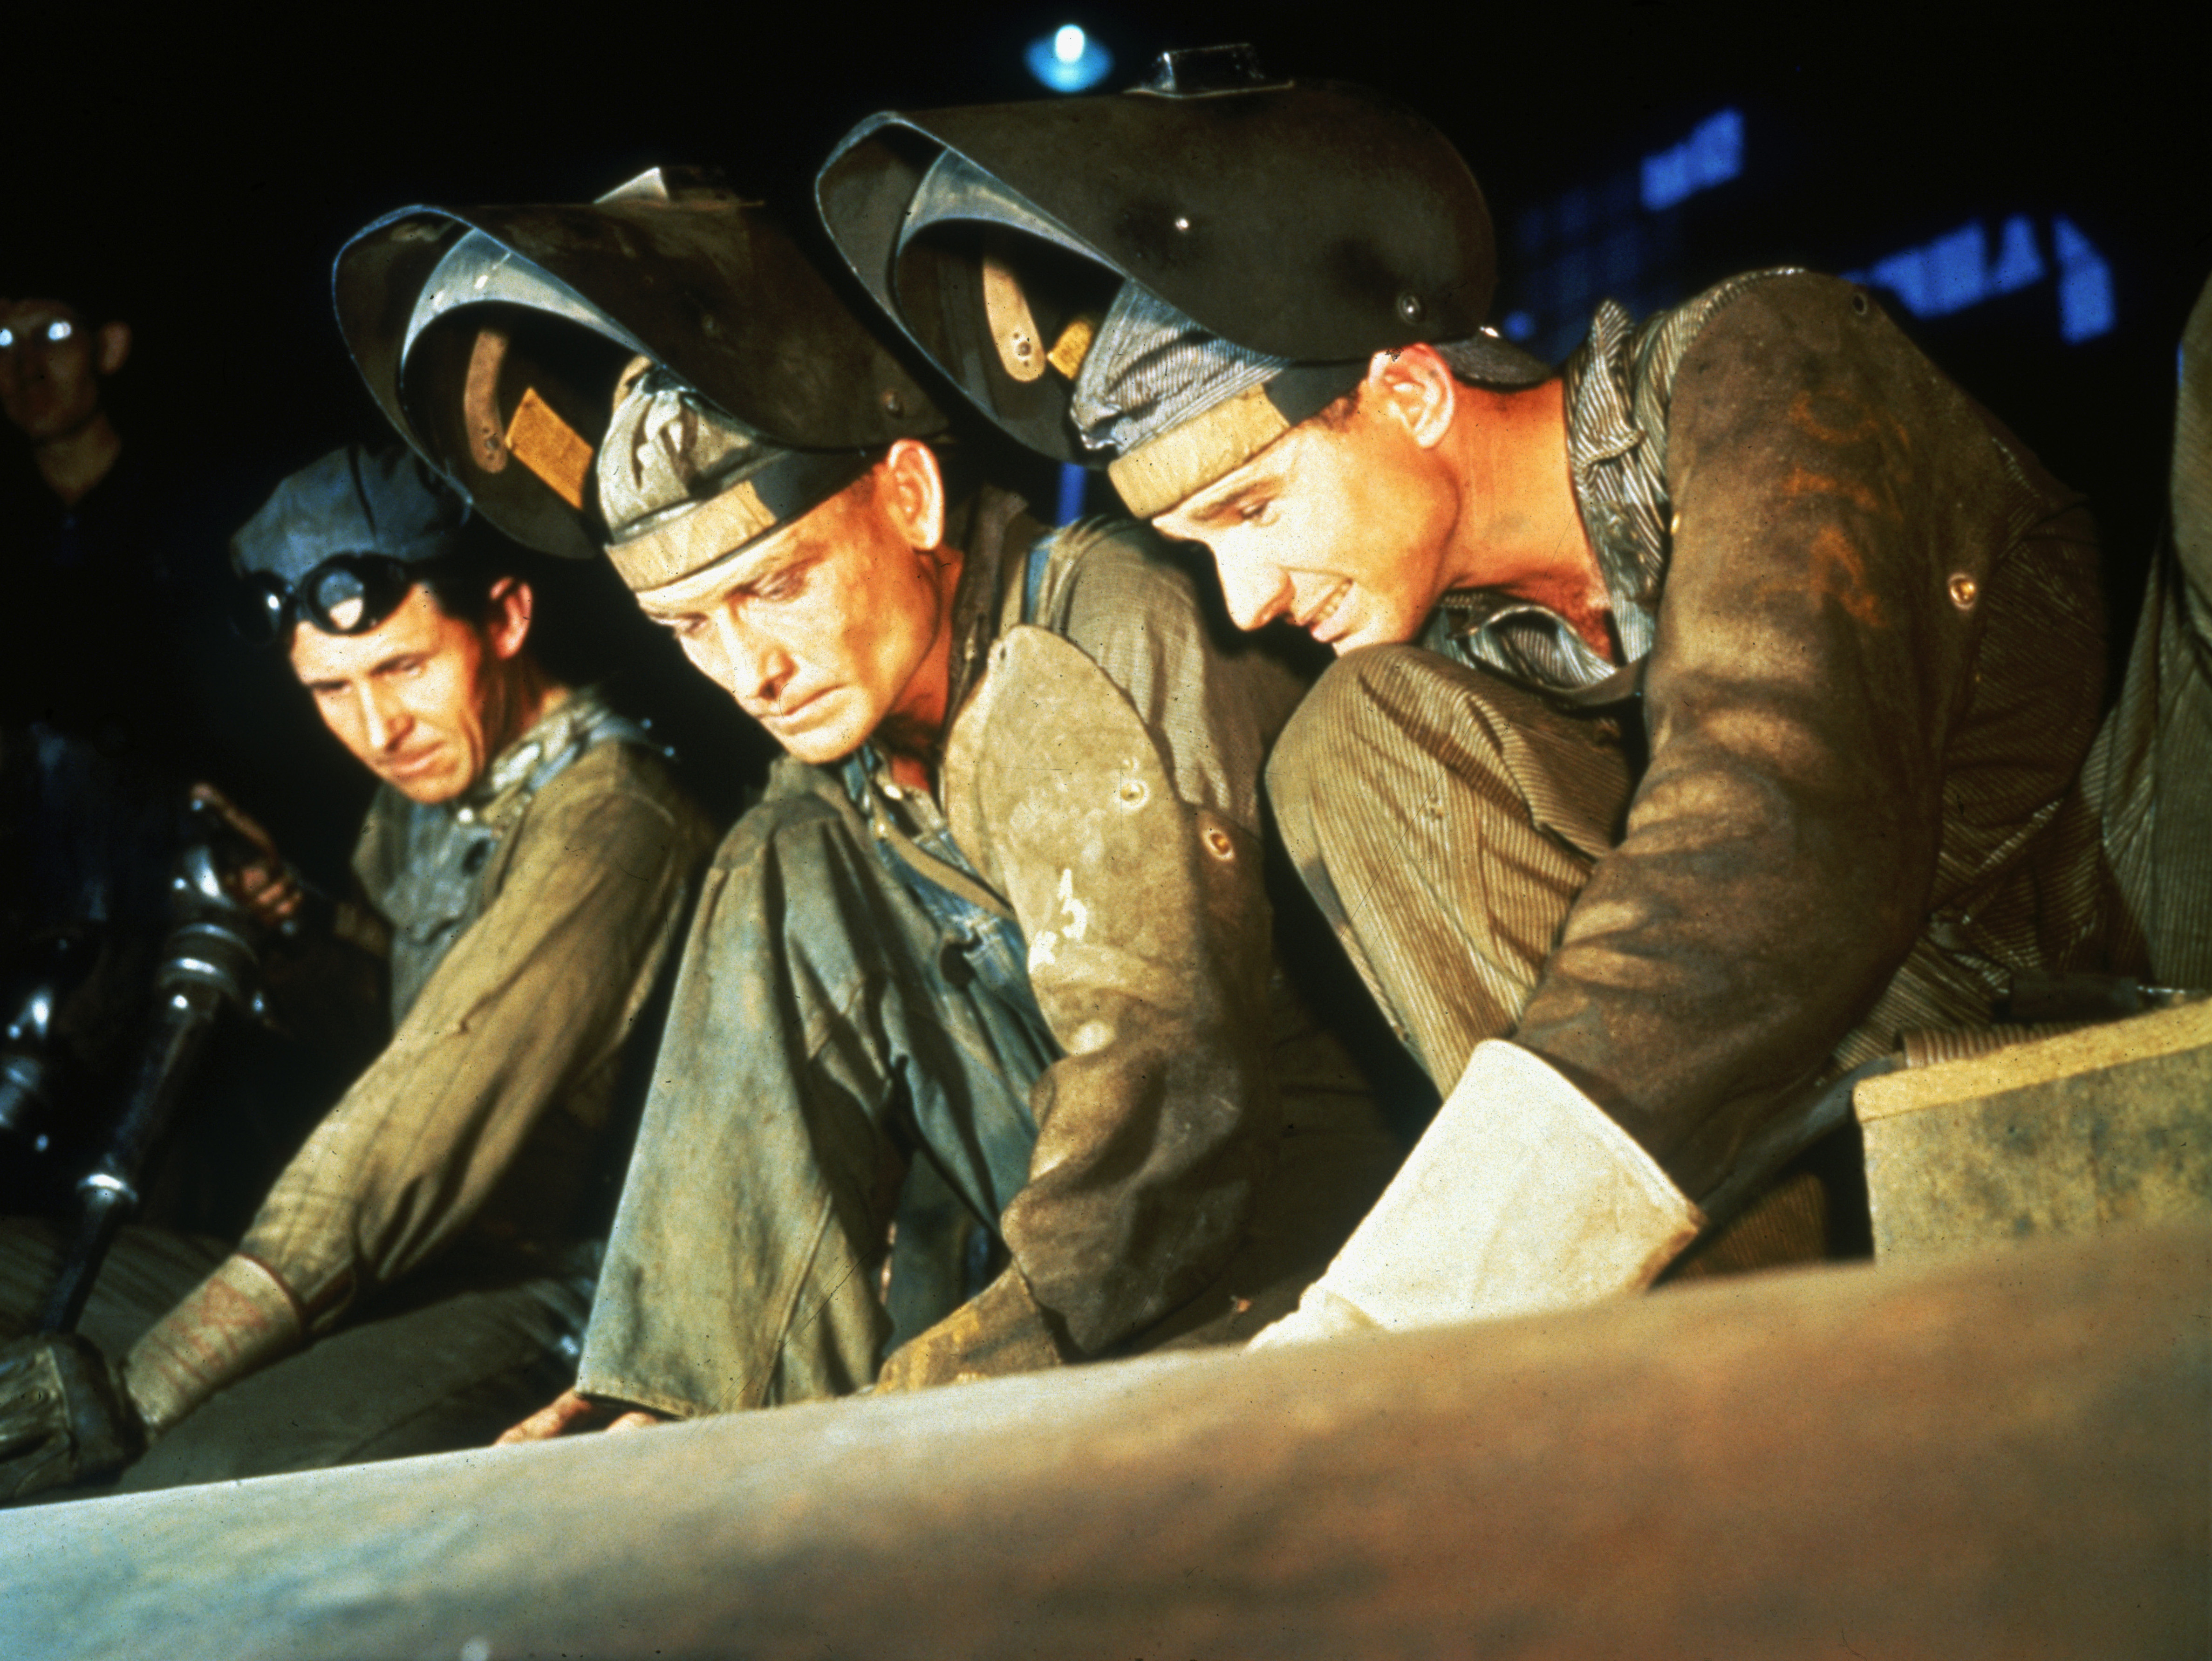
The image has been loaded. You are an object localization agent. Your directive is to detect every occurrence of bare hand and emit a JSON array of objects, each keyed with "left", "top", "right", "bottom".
[
  {"left": 190, "top": 783, "right": 303, "bottom": 927},
  {"left": 495, "top": 1387, "right": 666, "bottom": 1445}
]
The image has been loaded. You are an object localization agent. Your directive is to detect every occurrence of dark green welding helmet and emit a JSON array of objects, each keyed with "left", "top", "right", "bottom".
[
  {"left": 333, "top": 169, "right": 947, "bottom": 597},
  {"left": 816, "top": 46, "right": 1548, "bottom": 517}
]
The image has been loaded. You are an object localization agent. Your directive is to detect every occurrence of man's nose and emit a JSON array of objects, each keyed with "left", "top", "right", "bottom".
[
  {"left": 710, "top": 608, "right": 793, "bottom": 709},
  {"left": 1213, "top": 551, "right": 1296, "bottom": 633},
  {"left": 357, "top": 684, "right": 411, "bottom": 752}
]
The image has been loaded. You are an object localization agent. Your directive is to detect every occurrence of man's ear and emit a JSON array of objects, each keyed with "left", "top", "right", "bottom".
[
  {"left": 485, "top": 576, "right": 535, "bottom": 659},
  {"left": 1368, "top": 343, "right": 1457, "bottom": 450},
  {"left": 881, "top": 438, "right": 948, "bottom": 554},
  {"left": 95, "top": 322, "right": 131, "bottom": 377}
]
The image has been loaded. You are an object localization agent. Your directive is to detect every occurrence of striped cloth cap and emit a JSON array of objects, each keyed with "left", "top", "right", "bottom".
[{"left": 595, "top": 362, "right": 872, "bottom": 604}]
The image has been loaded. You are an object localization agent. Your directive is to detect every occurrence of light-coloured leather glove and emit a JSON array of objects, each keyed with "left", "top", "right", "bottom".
[
  {"left": 874, "top": 1265, "right": 1076, "bottom": 1392},
  {"left": 121, "top": 1253, "right": 303, "bottom": 1440},
  {"left": 1250, "top": 1041, "right": 1704, "bottom": 1347}
]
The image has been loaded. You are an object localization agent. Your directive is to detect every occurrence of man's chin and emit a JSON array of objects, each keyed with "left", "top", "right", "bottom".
[
  {"left": 1329, "top": 616, "right": 1420, "bottom": 655},
  {"left": 382, "top": 758, "right": 470, "bottom": 805},
  {"left": 770, "top": 712, "right": 869, "bottom": 768}
]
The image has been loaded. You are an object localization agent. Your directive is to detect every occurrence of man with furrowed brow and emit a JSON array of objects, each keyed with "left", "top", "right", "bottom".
[
  {"left": 0, "top": 446, "right": 713, "bottom": 1497},
  {"left": 330, "top": 175, "right": 1396, "bottom": 1427},
  {"left": 817, "top": 53, "right": 2182, "bottom": 1340}
]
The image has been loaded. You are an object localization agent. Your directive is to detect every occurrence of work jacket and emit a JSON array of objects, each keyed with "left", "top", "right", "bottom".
[
  {"left": 243, "top": 687, "right": 713, "bottom": 1330},
  {"left": 1437, "top": 272, "right": 2109, "bottom": 1196}
]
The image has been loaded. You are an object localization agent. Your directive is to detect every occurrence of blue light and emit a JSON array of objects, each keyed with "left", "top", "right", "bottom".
[
  {"left": 1502, "top": 311, "right": 1536, "bottom": 342},
  {"left": 2053, "top": 217, "right": 2114, "bottom": 343},
  {"left": 1844, "top": 212, "right": 2112, "bottom": 346},
  {"left": 1026, "top": 25, "right": 1113, "bottom": 93},
  {"left": 1990, "top": 215, "right": 2044, "bottom": 295},
  {"left": 1639, "top": 109, "right": 1743, "bottom": 212}
]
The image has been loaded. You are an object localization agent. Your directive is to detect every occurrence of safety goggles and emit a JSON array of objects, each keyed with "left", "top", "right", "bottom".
[{"left": 232, "top": 554, "right": 415, "bottom": 645}]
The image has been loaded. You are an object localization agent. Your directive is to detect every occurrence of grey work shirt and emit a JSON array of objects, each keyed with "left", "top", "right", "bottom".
[{"left": 242, "top": 688, "right": 713, "bottom": 1330}]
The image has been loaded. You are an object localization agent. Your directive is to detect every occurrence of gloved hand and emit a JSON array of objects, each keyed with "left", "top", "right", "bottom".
[
  {"left": 874, "top": 1265, "right": 1078, "bottom": 1392},
  {"left": 1249, "top": 1040, "right": 1705, "bottom": 1349},
  {"left": 0, "top": 1333, "right": 143, "bottom": 1502}
]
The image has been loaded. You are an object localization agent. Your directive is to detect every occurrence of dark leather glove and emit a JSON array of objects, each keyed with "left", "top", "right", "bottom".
[
  {"left": 0, "top": 1333, "right": 143, "bottom": 1502},
  {"left": 874, "top": 1266, "right": 1079, "bottom": 1392}
]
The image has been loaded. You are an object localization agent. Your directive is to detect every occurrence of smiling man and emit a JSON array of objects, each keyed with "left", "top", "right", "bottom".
[
  {"left": 330, "top": 177, "right": 1396, "bottom": 1429},
  {"left": 0, "top": 444, "right": 710, "bottom": 1498},
  {"left": 816, "top": 58, "right": 2169, "bottom": 1335}
]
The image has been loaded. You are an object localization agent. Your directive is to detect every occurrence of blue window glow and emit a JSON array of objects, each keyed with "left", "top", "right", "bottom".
[
  {"left": 2053, "top": 218, "right": 2114, "bottom": 344},
  {"left": 1990, "top": 215, "right": 2044, "bottom": 295},
  {"left": 1864, "top": 221, "right": 2016, "bottom": 319},
  {"left": 1639, "top": 109, "right": 1743, "bottom": 212},
  {"left": 1026, "top": 24, "right": 1113, "bottom": 93},
  {"left": 1601, "top": 226, "right": 1642, "bottom": 289},
  {"left": 1055, "top": 463, "right": 1089, "bottom": 526},
  {"left": 1845, "top": 213, "right": 2111, "bottom": 346}
]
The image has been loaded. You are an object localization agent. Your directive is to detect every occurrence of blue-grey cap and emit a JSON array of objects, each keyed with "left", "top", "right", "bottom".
[{"left": 232, "top": 444, "right": 474, "bottom": 584}]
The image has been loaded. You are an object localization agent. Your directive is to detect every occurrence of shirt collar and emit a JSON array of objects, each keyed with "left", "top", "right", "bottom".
[
  {"left": 1425, "top": 297, "right": 1670, "bottom": 695},
  {"left": 454, "top": 684, "right": 609, "bottom": 827}
]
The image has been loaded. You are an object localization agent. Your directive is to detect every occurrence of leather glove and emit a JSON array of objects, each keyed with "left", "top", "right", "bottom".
[
  {"left": 121, "top": 1253, "right": 303, "bottom": 1440},
  {"left": 0, "top": 1333, "right": 143, "bottom": 1502},
  {"left": 874, "top": 1265, "right": 1078, "bottom": 1392},
  {"left": 1249, "top": 1041, "right": 1705, "bottom": 1348}
]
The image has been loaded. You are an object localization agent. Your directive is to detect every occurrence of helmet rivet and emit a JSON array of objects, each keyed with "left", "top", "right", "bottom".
[
  {"left": 881, "top": 390, "right": 904, "bottom": 416},
  {"left": 1173, "top": 215, "right": 1191, "bottom": 232},
  {"left": 1396, "top": 292, "right": 1424, "bottom": 324}
]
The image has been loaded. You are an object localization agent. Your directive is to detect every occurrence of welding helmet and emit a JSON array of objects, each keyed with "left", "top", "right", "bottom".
[
  {"left": 332, "top": 169, "right": 948, "bottom": 594},
  {"left": 817, "top": 46, "right": 1547, "bottom": 517}
]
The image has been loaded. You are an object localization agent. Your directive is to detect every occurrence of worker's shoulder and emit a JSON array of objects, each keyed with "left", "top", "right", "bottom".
[{"left": 521, "top": 736, "right": 714, "bottom": 857}]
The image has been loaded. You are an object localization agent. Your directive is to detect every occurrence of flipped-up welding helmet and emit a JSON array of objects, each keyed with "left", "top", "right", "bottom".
[
  {"left": 817, "top": 46, "right": 1548, "bottom": 517},
  {"left": 332, "top": 169, "right": 948, "bottom": 602},
  {"left": 230, "top": 444, "right": 474, "bottom": 643}
]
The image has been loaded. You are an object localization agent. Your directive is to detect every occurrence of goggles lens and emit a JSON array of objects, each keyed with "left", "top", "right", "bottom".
[{"left": 231, "top": 555, "right": 414, "bottom": 645}]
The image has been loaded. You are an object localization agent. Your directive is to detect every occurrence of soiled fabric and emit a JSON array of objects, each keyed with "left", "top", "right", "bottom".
[
  {"left": 1273, "top": 271, "right": 2113, "bottom": 1204},
  {"left": 244, "top": 688, "right": 714, "bottom": 1329},
  {"left": 0, "top": 688, "right": 712, "bottom": 1489},
  {"left": 0, "top": 1220, "right": 591, "bottom": 1493},
  {"left": 2081, "top": 271, "right": 2212, "bottom": 989},
  {"left": 579, "top": 496, "right": 1396, "bottom": 1416}
]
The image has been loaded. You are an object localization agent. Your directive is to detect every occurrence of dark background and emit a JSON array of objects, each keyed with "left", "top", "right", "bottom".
[{"left": 7, "top": 4, "right": 2205, "bottom": 872}]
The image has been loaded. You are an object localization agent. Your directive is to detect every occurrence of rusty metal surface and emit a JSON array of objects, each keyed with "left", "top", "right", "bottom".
[
  {"left": 1860, "top": 1001, "right": 2212, "bottom": 1258},
  {"left": 2, "top": 1222, "right": 2205, "bottom": 1661}
]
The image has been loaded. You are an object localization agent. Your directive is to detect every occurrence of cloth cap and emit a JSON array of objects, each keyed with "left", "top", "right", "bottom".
[
  {"left": 594, "top": 362, "right": 873, "bottom": 602},
  {"left": 231, "top": 444, "right": 472, "bottom": 583},
  {"left": 1074, "top": 282, "right": 1550, "bottom": 514},
  {"left": 1068, "top": 283, "right": 1370, "bottom": 517}
]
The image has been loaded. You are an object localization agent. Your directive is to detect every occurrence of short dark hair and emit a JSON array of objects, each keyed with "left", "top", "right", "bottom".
[{"left": 413, "top": 539, "right": 529, "bottom": 629}]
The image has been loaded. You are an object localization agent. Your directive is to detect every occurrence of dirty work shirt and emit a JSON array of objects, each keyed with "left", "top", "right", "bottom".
[
  {"left": 580, "top": 495, "right": 1390, "bottom": 1417},
  {"left": 240, "top": 686, "right": 713, "bottom": 1328},
  {"left": 0, "top": 687, "right": 713, "bottom": 1486},
  {"left": 1272, "top": 270, "right": 2111, "bottom": 1205}
]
